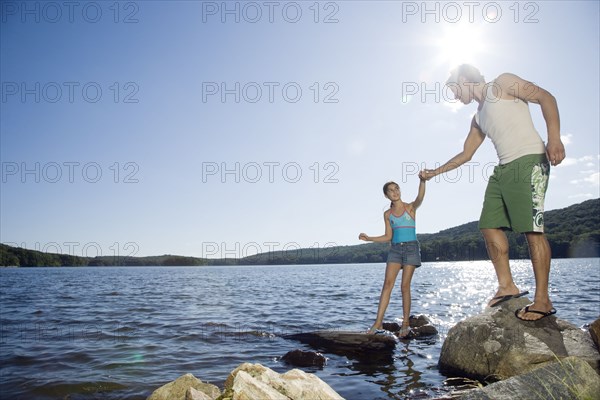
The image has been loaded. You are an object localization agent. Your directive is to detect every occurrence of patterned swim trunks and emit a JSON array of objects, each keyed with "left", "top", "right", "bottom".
[{"left": 479, "top": 153, "right": 550, "bottom": 233}]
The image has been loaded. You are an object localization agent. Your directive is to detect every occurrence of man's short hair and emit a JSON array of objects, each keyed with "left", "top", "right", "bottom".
[{"left": 446, "top": 64, "right": 485, "bottom": 85}]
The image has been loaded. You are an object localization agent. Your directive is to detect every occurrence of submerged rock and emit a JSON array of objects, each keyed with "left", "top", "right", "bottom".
[
  {"left": 457, "top": 356, "right": 600, "bottom": 400},
  {"left": 281, "top": 349, "right": 327, "bottom": 367},
  {"left": 147, "top": 373, "right": 221, "bottom": 400},
  {"left": 219, "top": 362, "right": 344, "bottom": 400},
  {"left": 439, "top": 297, "right": 600, "bottom": 381}
]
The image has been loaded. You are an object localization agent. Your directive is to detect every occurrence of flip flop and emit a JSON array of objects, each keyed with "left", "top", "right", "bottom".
[
  {"left": 514, "top": 305, "right": 557, "bottom": 321},
  {"left": 489, "top": 291, "right": 529, "bottom": 307}
]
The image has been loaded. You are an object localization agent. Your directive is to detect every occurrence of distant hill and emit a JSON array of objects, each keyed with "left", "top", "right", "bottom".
[{"left": 1, "top": 199, "right": 598, "bottom": 267}]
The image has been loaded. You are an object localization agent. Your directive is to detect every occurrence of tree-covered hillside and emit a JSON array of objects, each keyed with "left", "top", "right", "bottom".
[{"left": 1, "top": 199, "right": 598, "bottom": 267}]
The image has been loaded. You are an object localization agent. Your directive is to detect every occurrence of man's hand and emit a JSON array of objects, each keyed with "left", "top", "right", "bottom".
[
  {"left": 419, "top": 169, "right": 435, "bottom": 181},
  {"left": 546, "top": 139, "right": 566, "bottom": 166}
]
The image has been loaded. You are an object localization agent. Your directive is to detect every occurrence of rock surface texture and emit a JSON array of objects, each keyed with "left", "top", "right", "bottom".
[
  {"left": 457, "top": 356, "right": 600, "bottom": 400},
  {"left": 219, "top": 363, "right": 344, "bottom": 400},
  {"left": 439, "top": 297, "right": 600, "bottom": 381},
  {"left": 147, "top": 373, "right": 221, "bottom": 400},
  {"left": 590, "top": 317, "right": 600, "bottom": 354},
  {"left": 146, "top": 364, "right": 344, "bottom": 400}
]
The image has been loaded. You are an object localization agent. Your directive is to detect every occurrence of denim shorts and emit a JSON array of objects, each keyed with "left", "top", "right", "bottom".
[{"left": 387, "top": 241, "right": 421, "bottom": 267}]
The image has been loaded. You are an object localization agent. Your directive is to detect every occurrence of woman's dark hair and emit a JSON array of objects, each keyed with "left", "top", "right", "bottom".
[{"left": 383, "top": 181, "right": 398, "bottom": 208}]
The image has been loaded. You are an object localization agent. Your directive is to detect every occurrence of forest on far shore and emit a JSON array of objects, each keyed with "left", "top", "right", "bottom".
[{"left": 2, "top": 199, "right": 598, "bottom": 267}]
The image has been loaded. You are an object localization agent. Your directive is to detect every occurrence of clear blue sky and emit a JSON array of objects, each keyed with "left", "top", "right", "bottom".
[{"left": 1, "top": 1, "right": 598, "bottom": 259}]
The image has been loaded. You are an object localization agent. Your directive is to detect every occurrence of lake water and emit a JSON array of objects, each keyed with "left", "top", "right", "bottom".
[{"left": 1, "top": 259, "right": 599, "bottom": 399}]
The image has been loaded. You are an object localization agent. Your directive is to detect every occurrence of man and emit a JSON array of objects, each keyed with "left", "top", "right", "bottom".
[{"left": 421, "top": 64, "right": 565, "bottom": 321}]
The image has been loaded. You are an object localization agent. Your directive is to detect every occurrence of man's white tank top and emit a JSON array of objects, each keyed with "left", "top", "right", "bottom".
[{"left": 475, "top": 83, "right": 546, "bottom": 165}]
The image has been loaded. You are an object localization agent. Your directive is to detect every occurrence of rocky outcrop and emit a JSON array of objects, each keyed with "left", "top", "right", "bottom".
[
  {"left": 457, "top": 356, "right": 600, "bottom": 400},
  {"left": 439, "top": 297, "right": 600, "bottom": 381},
  {"left": 147, "top": 373, "right": 220, "bottom": 400},
  {"left": 590, "top": 317, "right": 600, "bottom": 354},
  {"left": 146, "top": 364, "right": 343, "bottom": 400},
  {"left": 219, "top": 363, "right": 344, "bottom": 400},
  {"left": 281, "top": 349, "right": 327, "bottom": 367}
]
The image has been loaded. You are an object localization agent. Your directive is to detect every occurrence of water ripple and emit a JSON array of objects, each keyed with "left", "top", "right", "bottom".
[{"left": 0, "top": 259, "right": 598, "bottom": 399}]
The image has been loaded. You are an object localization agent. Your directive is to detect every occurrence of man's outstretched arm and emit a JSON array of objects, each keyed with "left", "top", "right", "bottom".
[{"left": 422, "top": 116, "right": 485, "bottom": 180}]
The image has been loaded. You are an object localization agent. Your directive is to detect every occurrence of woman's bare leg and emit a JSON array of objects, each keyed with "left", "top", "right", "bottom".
[{"left": 368, "top": 262, "right": 402, "bottom": 333}]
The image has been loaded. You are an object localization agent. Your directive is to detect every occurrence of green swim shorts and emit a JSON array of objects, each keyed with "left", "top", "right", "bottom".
[{"left": 479, "top": 154, "right": 550, "bottom": 233}]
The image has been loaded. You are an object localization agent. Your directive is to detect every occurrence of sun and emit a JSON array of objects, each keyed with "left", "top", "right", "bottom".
[
  {"left": 433, "top": 22, "right": 486, "bottom": 70},
  {"left": 416, "top": 22, "right": 488, "bottom": 110}
]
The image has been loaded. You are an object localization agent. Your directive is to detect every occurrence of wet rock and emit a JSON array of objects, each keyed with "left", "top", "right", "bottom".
[
  {"left": 439, "top": 297, "right": 600, "bottom": 381},
  {"left": 284, "top": 330, "right": 397, "bottom": 353},
  {"left": 284, "top": 330, "right": 396, "bottom": 364},
  {"left": 383, "top": 314, "right": 439, "bottom": 339},
  {"left": 457, "top": 356, "right": 600, "bottom": 400},
  {"left": 411, "top": 324, "right": 438, "bottom": 337},
  {"left": 589, "top": 317, "right": 600, "bottom": 354},
  {"left": 219, "top": 362, "right": 344, "bottom": 400},
  {"left": 147, "top": 373, "right": 221, "bottom": 400},
  {"left": 409, "top": 314, "right": 432, "bottom": 328},
  {"left": 382, "top": 322, "right": 401, "bottom": 331},
  {"left": 281, "top": 349, "right": 327, "bottom": 367}
]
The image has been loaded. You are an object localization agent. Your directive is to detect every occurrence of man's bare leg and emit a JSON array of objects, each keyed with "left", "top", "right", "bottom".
[
  {"left": 515, "top": 232, "right": 554, "bottom": 320},
  {"left": 481, "top": 228, "right": 522, "bottom": 305}
]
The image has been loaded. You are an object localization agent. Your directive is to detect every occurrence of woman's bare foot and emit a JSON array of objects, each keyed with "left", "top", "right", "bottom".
[{"left": 398, "top": 323, "right": 411, "bottom": 338}]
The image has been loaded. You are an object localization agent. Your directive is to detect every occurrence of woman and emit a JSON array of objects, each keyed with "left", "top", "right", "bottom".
[{"left": 359, "top": 174, "right": 426, "bottom": 337}]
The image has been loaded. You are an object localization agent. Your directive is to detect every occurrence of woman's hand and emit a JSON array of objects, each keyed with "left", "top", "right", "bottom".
[
  {"left": 358, "top": 233, "right": 370, "bottom": 241},
  {"left": 419, "top": 169, "right": 435, "bottom": 181}
]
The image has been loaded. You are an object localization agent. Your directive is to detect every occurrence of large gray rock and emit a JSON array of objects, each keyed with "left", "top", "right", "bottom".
[
  {"left": 187, "top": 387, "right": 215, "bottom": 400},
  {"left": 590, "top": 317, "right": 600, "bottom": 354},
  {"left": 458, "top": 356, "right": 600, "bottom": 400},
  {"left": 147, "top": 373, "right": 221, "bottom": 400},
  {"left": 219, "top": 362, "right": 344, "bottom": 400},
  {"left": 439, "top": 297, "right": 600, "bottom": 381}
]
